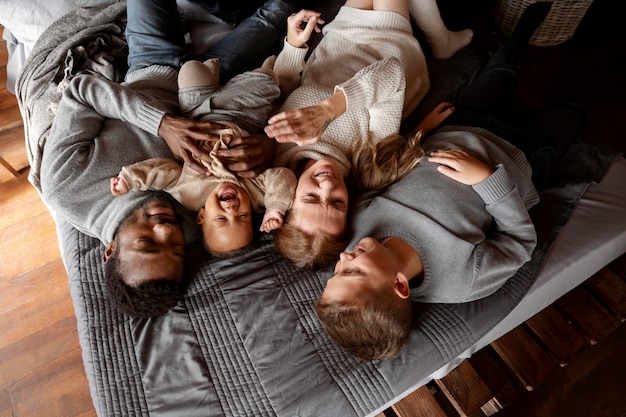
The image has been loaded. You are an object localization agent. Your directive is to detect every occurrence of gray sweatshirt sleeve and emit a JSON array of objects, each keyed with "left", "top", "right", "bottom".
[{"left": 467, "top": 164, "right": 538, "bottom": 300}]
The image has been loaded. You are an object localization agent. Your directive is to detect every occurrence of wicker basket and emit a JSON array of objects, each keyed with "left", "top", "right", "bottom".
[{"left": 494, "top": 0, "right": 594, "bottom": 46}]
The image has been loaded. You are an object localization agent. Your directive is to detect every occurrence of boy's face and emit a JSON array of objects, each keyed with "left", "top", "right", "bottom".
[
  {"left": 322, "top": 237, "right": 398, "bottom": 304},
  {"left": 198, "top": 182, "right": 253, "bottom": 253},
  {"left": 290, "top": 158, "right": 349, "bottom": 238}
]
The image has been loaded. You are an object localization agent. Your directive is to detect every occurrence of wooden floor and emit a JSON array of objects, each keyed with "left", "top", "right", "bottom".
[{"left": 1, "top": 0, "right": 625, "bottom": 415}]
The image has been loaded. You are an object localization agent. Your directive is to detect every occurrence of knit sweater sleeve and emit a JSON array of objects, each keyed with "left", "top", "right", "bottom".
[
  {"left": 254, "top": 167, "right": 297, "bottom": 214},
  {"left": 118, "top": 158, "right": 183, "bottom": 192},
  {"left": 273, "top": 38, "right": 308, "bottom": 98},
  {"left": 467, "top": 164, "right": 538, "bottom": 299},
  {"left": 59, "top": 74, "right": 166, "bottom": 136},
  {"left": 334, "top": 56, "right": 405, "bottom": 113}
]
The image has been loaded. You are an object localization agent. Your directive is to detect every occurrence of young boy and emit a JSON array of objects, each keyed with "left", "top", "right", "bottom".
[
  {"left": 314, "top": 2, "right": 578, "bottom": 361},
  {"left": 111, "top": 57, "right": 297, "bottom": 255}
]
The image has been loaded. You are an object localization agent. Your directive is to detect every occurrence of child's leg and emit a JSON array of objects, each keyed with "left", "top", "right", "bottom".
[
  {"left": 178, "top": 59, "right": 221, "bottom": 89},
  {"left": 178, "top": 59, "right": 221, "bottom": 116},
  {"left": 344, "top": 0, "right": 410, "bottom": 20},
  {"left": 409, "top": 0, "right": 473, "bottom": 59}
]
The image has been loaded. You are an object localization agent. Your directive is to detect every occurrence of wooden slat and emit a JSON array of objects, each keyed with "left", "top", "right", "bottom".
[
  {"left": 0, "top": 35, "right": 8, "bottom": 64},
  {"left": 583, "top": 266, "right": 626, "bottom": 321},
  {"left": 490, "top": 326, "right": 559, "bottom": 391},
  {"left": 525, "top": 304, "right": 590, "bottom": 366},
  {"left": 555, "top": 286, "right": 621, "bottom": 344},
  {"left": 468, "top": 346, "right": 524, "bottom": 412},
  {"left": 10, "top": 347, "right": 96, "bottom": 417},
  {"left": 608, "top": 253, "right": 626, "bottom": 278},
  {"left": 392, "top": 385, "right": 448, "bottom": 417},
  {"left": 0, "top": 107, "right": 23, "bottom": 133},
  {"left": 0, "top": 124, "right": 28, "bottom": 175},
  {"left": 435, "top": 360, "right": 493, "bottom": 416}
]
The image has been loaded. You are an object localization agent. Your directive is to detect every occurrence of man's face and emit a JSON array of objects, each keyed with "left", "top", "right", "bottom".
[
  {"left": 198, "top": 182, "right": 253, "bottom": 253},
  {"left": 104, "top": 198, "right": 186, "bottom": 287},
  {"left": 290, "top": 158, "right": 349, "bottom": 238},
  {"left": 323, "top": 237, "right": 397, "bottom": 304}
]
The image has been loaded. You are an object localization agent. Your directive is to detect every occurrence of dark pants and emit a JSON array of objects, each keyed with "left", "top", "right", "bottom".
[
  {"left": 443, "top": 35, "right": 585, "bottom": 190},
  {"left": 125, "top": 0, "right": 296, "bottom": 83}
]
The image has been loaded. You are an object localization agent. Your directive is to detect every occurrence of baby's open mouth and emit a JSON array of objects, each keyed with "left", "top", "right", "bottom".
[{"left": 219, "top": 187, "right": 237, "bottom": 202}]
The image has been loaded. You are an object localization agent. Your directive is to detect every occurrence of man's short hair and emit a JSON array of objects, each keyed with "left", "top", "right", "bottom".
[
  {"left": 314, "top": 290, "right": 413, "bottom": 361},
  {"left": 104, "top": 247, "right": 182, "bottom": 318}
]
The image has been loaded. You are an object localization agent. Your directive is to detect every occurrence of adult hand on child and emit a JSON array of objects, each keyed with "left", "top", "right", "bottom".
[
  {"left": 216, "top": 133, "right": 276, "bottom": 178},
  {"left": 287, "top": 9, "right": 324, "bottom": 48},
  {"left": 265, "top": 90, "right": 346, "bottom": 146},
  {"left": 158, "top": 114, "right": 226, "bottom": 173},
  {"left": 260, "top": 210, "right": 284, "bottom": 233},
  {"left": 414, "top": 102, "right": 455, "bottom": 136},
  {"left": 428, "top": 149, "right": 494, "bottom": 185}
]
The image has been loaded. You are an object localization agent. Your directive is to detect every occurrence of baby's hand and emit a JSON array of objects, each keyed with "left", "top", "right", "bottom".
[
  {"left": 428, "top": 149, "right": 493, "bottom": 185},
  {"left": 110, "top": 176, "right": 130, "bottom": 196},
  {"left": 260, "top": 210, "right": 284, "bottom": 232},
  {"left": 286, "top": 10, "right": 324, "bottom": 48}
]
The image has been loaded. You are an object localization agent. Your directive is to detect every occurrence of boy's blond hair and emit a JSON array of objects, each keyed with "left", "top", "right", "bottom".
[{"left": 315, "top": 288, "right": 413, "bottom": 361}]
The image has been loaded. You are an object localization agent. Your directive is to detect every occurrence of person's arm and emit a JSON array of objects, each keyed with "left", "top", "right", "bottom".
[
  {"left": 60, "top": 74, "right": 228, "bottom": 172},
  {"left": 266, "top": 57, "right": 405, "bottom": 145},
  {"left": 254, "top": 167, "right": 298, "bottom": 216},
  {"left": 273, "top": 10, "right": 324, "bottom": 98},
  {"left": 428, "top": 150, "right": 537, "bottom": 300},
  {"left": 412, "top": 102, "right": 455, "bottom": 137},
  {"left": 115, "top": 158, "right": 184, "bottom": 193}
]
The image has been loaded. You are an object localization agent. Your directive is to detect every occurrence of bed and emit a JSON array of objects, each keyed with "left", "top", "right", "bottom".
[{"left": 7, "top": 1, "right": 626, "bottom": 416}]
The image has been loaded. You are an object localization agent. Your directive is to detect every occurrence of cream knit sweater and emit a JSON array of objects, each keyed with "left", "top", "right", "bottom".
[{"left": 273, "top": 6, "right": 429, "bottom": 177}]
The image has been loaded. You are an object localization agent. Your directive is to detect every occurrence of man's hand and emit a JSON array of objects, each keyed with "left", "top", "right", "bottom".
[
  {"left": 428, "top": 149, "right": 493, "bottom": 185},
  {"left": 413, "top": 102, "right": 455, "bottom": 137},
  {"left": 158, "top": 114, "right": 226, "bottom": 173},
  {"left": 287, "top": 9, "right": 324, "bottom": 48},
  {"left": 215, "top": 133, "right": 276, "bottom": 178},
  {"left": 264, "top": 90, "right": 346, "bottom": 146}
]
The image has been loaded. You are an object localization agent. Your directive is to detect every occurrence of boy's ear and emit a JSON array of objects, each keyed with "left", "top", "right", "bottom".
[
  {"left": 394, "top": 272, "right": 411, "bottom": 299},
  {"left": 103, "top": 241, "right": 116, "bottom": 264},
  {"left": 197, "top": 207, "right": 205, "bottom": 225}
]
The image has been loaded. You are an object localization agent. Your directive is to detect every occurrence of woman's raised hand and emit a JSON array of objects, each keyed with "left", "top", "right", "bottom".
[
  {"left": 286, "top": 10, "right": 324, "bottom": 48},
  {"left": 265, "top": 90, "right": 346, "bottom": 146}
]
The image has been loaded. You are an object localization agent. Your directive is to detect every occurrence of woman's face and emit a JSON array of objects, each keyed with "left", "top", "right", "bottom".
[{"left": 290, "top": 158, "right": 349, "bottom": 238}]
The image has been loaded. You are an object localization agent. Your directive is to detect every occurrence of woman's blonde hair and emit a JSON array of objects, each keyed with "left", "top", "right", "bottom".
[
  {"left": 351, "top": 130, "right": 425, "bottom": 192},
  {"left": 273, "top": 221, "right": 349, "bottom": 269}
]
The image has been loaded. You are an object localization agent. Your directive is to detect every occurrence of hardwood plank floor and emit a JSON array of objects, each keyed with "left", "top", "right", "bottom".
[{"left": 1, "top": 0, "right": 625, "bottom": 415}]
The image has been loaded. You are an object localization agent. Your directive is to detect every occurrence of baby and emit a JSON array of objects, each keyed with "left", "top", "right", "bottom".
[{"left": 111, "top": 57, "right": 296, "bottom": 255}]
